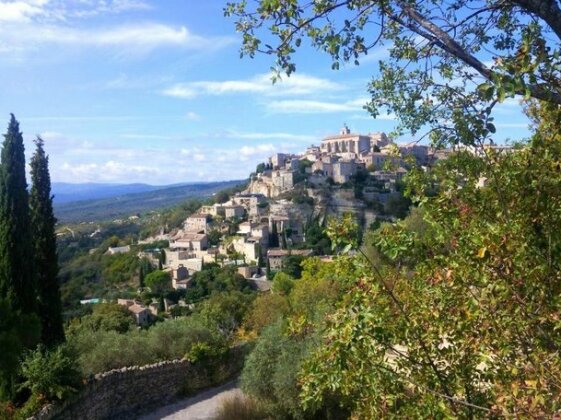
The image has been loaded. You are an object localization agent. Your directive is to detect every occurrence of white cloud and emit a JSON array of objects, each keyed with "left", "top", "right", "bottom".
[
  {"left": 0, "top": 0, "right": 234, "bottom": 55},
  {"left": 0, "top": 0, "right": 48, "bottom": 22},
  {"left": 239, "top": 144, "right": 276, "bottom": 157},
  {"left": 185, "top": 111, "right": 201, "bottom": 121},
  {"left": 161, "top": 73, "right": 343, "bottom": 99},
  {"left": 0, "top": 0, "right": 150, "bottom": 22},
  {"left": 0, "top": 23, "right": 224, "bottom": 52},
  {"left": 266, "top": 97, "right": 369, "bottom": 114},
  {"left": 59, "top": 160, "right": 159, "bottom": 182},
  {"left": 225, "top": 130, "right": 316, "bottom": 142}
]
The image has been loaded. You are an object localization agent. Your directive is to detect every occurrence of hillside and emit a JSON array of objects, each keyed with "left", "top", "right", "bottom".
[
  {"left": 51, "top": 182, "right": 175, "bottom": 204},
  {"left": 54, "top": 180, "right": 244, "bottom": 223}
]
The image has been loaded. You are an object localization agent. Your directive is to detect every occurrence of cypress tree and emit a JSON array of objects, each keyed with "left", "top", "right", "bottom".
[
  {"left": 0, "top": 114, "right": 36, "bottom": 315},
  {"left": 30, "top": 136, "right": 64, "bottom": 346}
]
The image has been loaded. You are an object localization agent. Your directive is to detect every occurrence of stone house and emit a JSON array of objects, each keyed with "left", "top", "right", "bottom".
[
  {"left": 361, "top": 152, "right": 402, "bottom": 170},
  {"left": 333, "top": 160, "right": 357, "bottom": 184},
  {"left": 128, "top": 304, "right": 150, "bottom": 326},
  {"left": 170, "top": 233, "right": 209, "bottom": 252},
  {"left": 184, "top": 214, "right": 211, "bottom": 233},
  {"left": 271, "top": 170, "right": 294, "bottom": 192},
  {"left": 267, "top": 248, "right": 313, "bottom": 271},
  {"left": 171, "top": 265, "right": 189, "bottom": 290},
  {"left": 224, "top": 205, "right": 245, "bottom": 219}
]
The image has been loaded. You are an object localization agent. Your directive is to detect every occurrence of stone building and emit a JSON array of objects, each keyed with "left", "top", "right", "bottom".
[
  {"left": 170, "top": 233, "right": 208, "bottom": 252},
  {"left": 333, "top": 160, "right": 358, "bottom": 184},
  {"left": 172, "top": 265, "right": 189, "bottom": 290},
  {"left": 270, "top": 153, "right": 289, "bottom": 169},
  {"left": 184, "top": 214, "right": 210, "bottom": 233},
  {"left": 361, "top": 152, "right": 402, "bottom": 170},
  {"left": 267, "top": 249, "right": 313, "bottom": 271},
  {"left": 399, "top": 144, "right": 430, "bottom": 165},
  {"left": 272, "top": 170, "right": 294, "bottom": 192},
  {"left": 224, "top": 205, "right": 245, "bottom": 219},
  {"left": 320, "top": 125, "right": 390, "bottom": 156}
]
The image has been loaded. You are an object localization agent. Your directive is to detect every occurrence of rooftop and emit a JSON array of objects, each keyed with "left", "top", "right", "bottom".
[{"left": 267, "top": 248, "right": 313, "bottom": 257}]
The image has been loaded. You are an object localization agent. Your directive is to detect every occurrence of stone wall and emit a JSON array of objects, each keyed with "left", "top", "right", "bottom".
[{"left": 32, "top": 346, "right": 248, "bottom": 420}]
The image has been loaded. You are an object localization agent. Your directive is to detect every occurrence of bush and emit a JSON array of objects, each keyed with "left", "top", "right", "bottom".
[
  {"left": 66, "top": 303, "right": 135, "bottom": 336},
  {"left": 68, "top": 316, "right": 226, "bottom": 375},
  {"left": 240, "top": 322, "right": 318, "bottom": 419},
  {"left": 19, "top": 345, "right": 81, "bottom": 402},
  {"left": 214, "top": 394, "right": 268, "bottom": 420},
  {"left": 271, "top": 272, "right": 295, "bottom": 296}
]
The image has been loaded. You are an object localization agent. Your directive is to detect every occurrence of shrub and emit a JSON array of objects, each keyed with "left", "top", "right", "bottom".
[
  {"left": 19, "top": 345, "right": 81, "bottom": 402},
  {"left": 214, "top": 394, "right": 269, "bottom": 420}
]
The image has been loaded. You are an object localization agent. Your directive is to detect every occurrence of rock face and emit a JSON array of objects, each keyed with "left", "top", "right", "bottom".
[
  {"left": 313, "top": 188, "right": 378, "bottom": 229},
  {"left": 31, "top": 346, "right": 247, "bottom": 420}
]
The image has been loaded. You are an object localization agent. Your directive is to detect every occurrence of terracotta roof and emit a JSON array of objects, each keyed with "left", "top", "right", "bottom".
[
  {"left": 177, "top": 233, "right": 207, "bottom": 241},
  {"left": 128, "top": 304, "right": 148, "bottom": 314},
  {"left": 267, "top": 248, "right": 313, "bottom": 257},
  {"left": 188, "top": 213, "right": 210, "bottom": 219}
]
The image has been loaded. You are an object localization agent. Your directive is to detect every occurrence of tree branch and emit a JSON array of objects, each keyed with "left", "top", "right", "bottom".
[
  {"left": 394, "top": 2, "right": 561, "bottom": 105},
  {"left": 513, "top": 0, "right": 561, "bottom": 41}
]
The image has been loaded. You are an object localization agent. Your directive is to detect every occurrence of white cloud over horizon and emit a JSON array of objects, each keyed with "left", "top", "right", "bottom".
[
  {"left": 0, "top": 22, "right": 233, "bottom": 54},
  {"left": 0, "top": 0, "right": 150, "bottom": 22},
  {"left": 266, "top": 97, "right": 370, "bottom": 114},
  {"left": 161, "top": 73, "right": 344, "bottom": 99}
]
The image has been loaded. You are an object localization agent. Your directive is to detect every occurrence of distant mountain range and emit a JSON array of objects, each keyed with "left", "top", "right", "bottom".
[
  {"left": 51, "top": 182, "right": 190, "bottom": 204},
  {"left": 52, "top": 181, "right": 244, "bottom": 223}
]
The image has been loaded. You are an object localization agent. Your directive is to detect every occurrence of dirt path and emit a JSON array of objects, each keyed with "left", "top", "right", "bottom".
[{"left": 139, "top": 380, "right": 242, "bottom": 420}]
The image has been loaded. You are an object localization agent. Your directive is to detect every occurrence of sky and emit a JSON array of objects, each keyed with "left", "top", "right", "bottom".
[{"left": 0, "top": 0, "right": 533, "bottom": 185}]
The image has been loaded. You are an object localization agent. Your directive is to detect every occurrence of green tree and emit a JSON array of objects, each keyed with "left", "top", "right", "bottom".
[
  {"left": 0, "top": 299, "right": 40, "bottom": 401},
  {"left": 67, "top": 303, "right": 135, "bottom": 335},
  {"left": 144, "top": 270, "right": 171, "bottom": 295},
  {"left": 30, "top": 137, "right": 64, "bottom": 347},
  {"left": 281, "top": 254, "right": 306, "bottom": 279},
  {"left": 0, "top": 114, "right": 36, "bottom": 314},
  {"left": 226, "top": 1, "right": 561, "bottom": 146},
  {"left": 269, "top": 222, "right": 279, "bottom": 248},
  {"left": 272, "top": 272, "right": 295, "bottom": 296},
  {"left": 19, "top": 345, "right": 81, "bottom": 402}
]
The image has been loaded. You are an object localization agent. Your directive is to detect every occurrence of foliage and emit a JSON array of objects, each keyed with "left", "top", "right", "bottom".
[
  {"left": 19, "top": 345, "right": 81, "bottom": 402},
  {"left": 280, "top": 255, "right": 306, "bottom": 279},
  {"left": 30, "top": 137, "right": 65, "bottom": 347},
  {"left": 302, "top": 215, "right": 331, "bottom": 255},
  {"left": 67, "top": 303, "right": 135, "bottom": 335},
  {"left": 196, "top": 291, "right": 254, "bottom": 338},
  {"left": 185, "top": 265, "right": 251, "bottom": 303},
  {"left": 207, "top": 229, "right": 222, "bottom": 246},
  {"left": 0, "top": 114, "right": 36, "bottom": 315},
  {"left": 144, "top": 270, "right": 171, "bottom": 295},
  {"left": 0, "top": 300, "right": 40, "bottom": 402},
  {"left": 68, "top": 315, "right": 226, "bottom": 376},
  {"left": 214, "top": 394, "right": 269, "bottom": 420},
  {"left": 0, "top": 116, "right": 41, "bottom": 402},
  {"left": 383, "top": 193, "right": 412, "bottom": 219},
  {"left": 298, "top": 137, "right": 561, "bottom": 417},
  {"left": 225, "top": 0, "right": 561, "bottom": 148},
  {"left": 240, "top": 258, "right": 349, "bottom": 418},
  {"left": 244, "top": 293, "right": 290, "bottom": 335},
  {"left": 271, "top": 272, "right": 295, "bottom": 296}
]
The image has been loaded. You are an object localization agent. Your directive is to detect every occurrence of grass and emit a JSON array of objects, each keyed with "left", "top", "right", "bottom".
[{"left": 213, "top": 393, "right": 269, "bottom": 420}]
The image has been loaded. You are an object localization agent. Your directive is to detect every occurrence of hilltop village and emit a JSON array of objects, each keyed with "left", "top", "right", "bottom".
[{"left": 93, "top": 125, "right": 458, "bottom": 322}]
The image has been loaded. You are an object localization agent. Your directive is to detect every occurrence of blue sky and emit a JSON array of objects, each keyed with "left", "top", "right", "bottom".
[{"left": 0, "top": 0, "right": 532, "bottom": 184}]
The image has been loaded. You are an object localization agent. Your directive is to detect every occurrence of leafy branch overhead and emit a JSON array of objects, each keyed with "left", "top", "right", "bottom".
[{"left": 225, "top": 0, "right": 561, "bottom": 144}]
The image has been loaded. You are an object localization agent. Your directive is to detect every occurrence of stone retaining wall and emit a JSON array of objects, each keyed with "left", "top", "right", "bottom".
[{"left": 31, "top": 345, "right": 247, "bottom": 420}]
